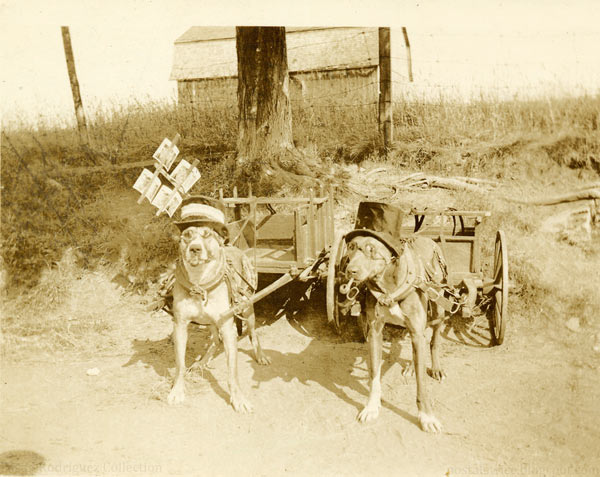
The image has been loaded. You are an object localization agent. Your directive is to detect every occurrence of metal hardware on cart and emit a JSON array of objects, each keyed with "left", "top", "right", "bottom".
[
  {"left": 339, "top": 277, "right": 354, "bottom": 295},
  {"left": 350, "top": 301, "right": 362, "bottom": 317},
  {"left": 338, "top": 277, "right": 361, "bottom": 315}
]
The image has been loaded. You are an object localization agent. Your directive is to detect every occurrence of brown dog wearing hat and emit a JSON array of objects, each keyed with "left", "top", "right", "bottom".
[
  {"left": 341, "top": 202, "right": 448, "bottom": 432},
  {"left": 168, "top": 196, "right": 270, "bottom": 412}
]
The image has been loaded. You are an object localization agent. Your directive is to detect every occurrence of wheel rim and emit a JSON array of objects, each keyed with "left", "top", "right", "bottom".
[
  {"left": 492, "top": 230, "right": 508, "bottom": 345},
  {"left": 326, "top": 233, "right": 347, "bottom": 333}
]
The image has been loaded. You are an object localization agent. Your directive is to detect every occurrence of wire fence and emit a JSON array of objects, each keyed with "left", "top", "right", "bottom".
[
  {"left": 4, "top": 27, "right": 599, "bottom": 291},
  {"left": 173, "top": 27, "right": 598, "bottom": 119},
  {"left": 7, "top": 27, "right": 598, "bottom": 153}
]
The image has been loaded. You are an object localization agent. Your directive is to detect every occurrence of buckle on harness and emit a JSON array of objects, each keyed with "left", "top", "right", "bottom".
[
  {"left": 346, "top": 286, "right": 360, "bottom": 301},
  {"left": 189, "top": 286, "right": 208, "bottom": 304},
  {"left": 424, "top": 286, "right": 441, "bottom": 302}
]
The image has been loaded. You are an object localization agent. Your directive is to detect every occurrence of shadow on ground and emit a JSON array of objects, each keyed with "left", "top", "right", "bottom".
[{"left": 0, "top": 450, "right": 46, "bottom": 476}]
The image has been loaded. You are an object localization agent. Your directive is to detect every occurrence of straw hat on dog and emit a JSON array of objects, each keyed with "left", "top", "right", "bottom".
[{"left": 174, "top": 195, "right": 229, "bottom": 240}]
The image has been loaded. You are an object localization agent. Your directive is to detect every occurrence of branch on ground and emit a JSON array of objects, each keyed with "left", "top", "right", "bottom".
[{"left": 343, "top": 167, "right": 600, "bottom": 206}]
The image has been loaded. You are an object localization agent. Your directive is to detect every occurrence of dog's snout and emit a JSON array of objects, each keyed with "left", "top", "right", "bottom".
[{"left": 188, "top": 242, "right": 208, "bottom": 259}]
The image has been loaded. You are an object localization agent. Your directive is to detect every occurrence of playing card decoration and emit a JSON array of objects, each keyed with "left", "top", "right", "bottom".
[
  {"left": 152, "top": 137, "right": 180, "bottom": 171},
  {"left": 133, "top": 134, "right": 201, "bottom": 217}
]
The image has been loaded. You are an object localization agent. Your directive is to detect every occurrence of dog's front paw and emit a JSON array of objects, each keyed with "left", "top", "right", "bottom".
[
  {"left": 256, "top": 352, "right": 271, "bottom": 366},
  {"left": 418, "top": 411, "right": 442, "bottom": 433},
  {"left": 230, "top": 393, "right": 253, "bottom": 413},
  {"left": 429, "top": 367, "right": 446, "bottom": 382},
  {"left": 357, "top": 402, "right": 381, "bottom": 423},
  {"left": 167, "top": 383, "right": 185, "bottom": 405}
]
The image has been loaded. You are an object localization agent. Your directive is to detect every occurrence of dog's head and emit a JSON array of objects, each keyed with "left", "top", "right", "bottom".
[
  {"left": 179, "top": 226, "right": 225, "bottom": 273},
  {"left": 344, "top": 235, "right": 395, "bottom": 283}
]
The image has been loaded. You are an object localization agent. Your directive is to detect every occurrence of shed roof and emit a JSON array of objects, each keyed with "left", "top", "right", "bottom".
[{"left": 175, "top": 27, "right": 336, "bottom": 44}]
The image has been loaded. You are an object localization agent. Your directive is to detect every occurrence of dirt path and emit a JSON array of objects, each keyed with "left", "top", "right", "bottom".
[{"left": 2, "top": 286, "right": 599, "bottom": 477}]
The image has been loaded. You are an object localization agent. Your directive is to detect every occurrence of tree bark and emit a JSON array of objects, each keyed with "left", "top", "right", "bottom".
[{"left": 236, "top": 27, "right": 293, "bottom": 162}]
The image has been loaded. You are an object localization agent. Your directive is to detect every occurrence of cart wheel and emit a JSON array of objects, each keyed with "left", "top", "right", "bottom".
[
  {"left": 326, "top": 233, "right": 348, "bottom": 333},
  {"left": 492, "top": 230, "right": 508, "bottom": 345}
]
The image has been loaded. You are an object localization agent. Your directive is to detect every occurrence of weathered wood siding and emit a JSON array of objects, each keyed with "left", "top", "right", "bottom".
[
  {"left": 177, "top": 77, "right": 237, "bottom": 107},
  {"left": 177, "top": 67, "right": 378, "bottom": 109},
  {"left": 172, "top": 27, "right": 383, "bottom": 108},
  {"left": 289, "top": 67, "right": 378, "bottom": 106}
]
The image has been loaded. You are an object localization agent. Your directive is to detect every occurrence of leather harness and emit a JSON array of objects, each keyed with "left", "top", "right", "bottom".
[
  {"left": 175, "top": 253, "right": 227, "bottom": 304},
  {"left": 363, "top": 240, "right": 463, "bottom": 323},
  {"left": 162, "top": 247, "right": 255, "bottom": 319}
]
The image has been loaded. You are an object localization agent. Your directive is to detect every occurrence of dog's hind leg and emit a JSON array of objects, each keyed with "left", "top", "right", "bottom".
[
  {"left": 235, "top": 317, "right": 243, "bottom": 336},
  {"left": 244, "top": 307, "right": 270, "bottom": 366},
  {"left": 168, "top": 318, "right": 189, "bottom": 405},
  {"left": 397, "top": 330, "right": 415, "bottom": 377},
  {"left": 221, "top": 318, "right": 253, "bottom": 413},
  {"left": 190, "top": 324, "right": 220, "bottom": 372},
  {"left": 429, "top": 305, "right": 446, "bottom": 381}
]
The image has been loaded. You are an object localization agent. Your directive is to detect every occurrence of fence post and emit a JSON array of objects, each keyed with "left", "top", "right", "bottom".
[
  {"left": 61, "top": 26, "right": 89, "bottom": 147},
  {"left": 378, "top": 27, "right": 393, "bottom": 148},
  {"left": 402, "top": 27, "right": 414, "bottom": 82}
]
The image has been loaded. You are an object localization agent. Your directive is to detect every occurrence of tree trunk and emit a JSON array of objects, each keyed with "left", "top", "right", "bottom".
[{"left": 236, "top": 27, "right": 293, "bottom": 162}]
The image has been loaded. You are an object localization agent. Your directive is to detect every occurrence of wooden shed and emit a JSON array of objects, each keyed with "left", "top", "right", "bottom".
[{"left": 170, "top": 27, "right": 389, "bottom": 108}]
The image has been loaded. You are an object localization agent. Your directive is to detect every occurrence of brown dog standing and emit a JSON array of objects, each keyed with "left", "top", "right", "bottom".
[
  {"left": 167, "top": 197, "right": 269, "bottom": 412},
  {"left": 343, "top": 231, "right": 447, "bottom": 432}
]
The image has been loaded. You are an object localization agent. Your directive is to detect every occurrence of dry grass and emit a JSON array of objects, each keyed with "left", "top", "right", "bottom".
[
  {"left": 1, "top": 249, "right": 126, "bottom": 355},
  {"left": 1, "top": 92, "right": 599, "bottom": 354}
]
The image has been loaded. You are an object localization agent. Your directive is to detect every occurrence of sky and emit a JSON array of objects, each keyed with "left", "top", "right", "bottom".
[{"left": 1, "top": 0, "right": 599, "bottom": 127}]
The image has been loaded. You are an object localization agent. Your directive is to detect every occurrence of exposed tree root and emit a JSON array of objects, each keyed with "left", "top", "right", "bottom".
[
  {"left": 342, "top": 166, "right": 600, "bottom": 207},
  {"left": 234, "top": 147, "right": 331, "bottom": 195}
]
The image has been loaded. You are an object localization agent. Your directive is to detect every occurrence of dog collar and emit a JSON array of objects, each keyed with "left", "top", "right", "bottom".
[{"left": 175, "top": 252, "right": 226, "bottom": 301}]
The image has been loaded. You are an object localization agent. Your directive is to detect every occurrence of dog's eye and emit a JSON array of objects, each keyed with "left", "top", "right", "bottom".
[
  {"left": 347, "top": 242, "right": 357, "bottom": 252},
  {"left": 199, "top": 228, "right": 218, "bottom": 239},
  {"left": 181, "top": 229, "right": 195, "bottom": 241},
  {"left": 364, "top": 244, "right": 375, "bottom": 257}
]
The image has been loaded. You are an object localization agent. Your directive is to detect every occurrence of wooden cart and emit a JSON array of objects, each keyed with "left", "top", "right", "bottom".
[
  {"left": 327, "top": 206, "right": 509, "bottom": 345},
  {"left": 218, "top": 187, "right": 334, "bottom": 321}
]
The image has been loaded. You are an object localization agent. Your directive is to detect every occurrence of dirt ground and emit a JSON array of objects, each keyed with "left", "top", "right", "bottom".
[{"left": 2, "top": 276, "right": 600, "bottom": 477}]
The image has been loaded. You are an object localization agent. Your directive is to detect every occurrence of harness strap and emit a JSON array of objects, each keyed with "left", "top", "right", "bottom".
[
  {"left": 222, "top": 252, "right": 256, "bottom": 321},
  {"left": 175, "top": 254, "right": 226, "bottom": 303},
  {"left": 370, "top": 247, "right": 418, "bottom": 305},
  {"left": 226, "top": 256, "right": 255, "bottom": 292},
  {"left": 413, "top": 279, "right": 463, "bottom": 314},
  {"left": 368, "top": 245, "right": 462, "bottom": 314}
]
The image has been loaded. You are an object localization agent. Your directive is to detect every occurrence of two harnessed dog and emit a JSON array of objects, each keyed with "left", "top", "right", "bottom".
[{"left": 159, "top": 198, "right": 456, "bottom": 431}]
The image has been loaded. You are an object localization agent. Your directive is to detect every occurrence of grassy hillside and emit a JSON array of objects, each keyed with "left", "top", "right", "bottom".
[{"left": 1, "top": 94, "right": 599, "bottom": 346}]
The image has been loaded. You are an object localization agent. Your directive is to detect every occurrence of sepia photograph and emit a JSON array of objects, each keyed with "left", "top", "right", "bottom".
[{"left": 1, "top": 0, "right": 599, "bottom": 475}]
